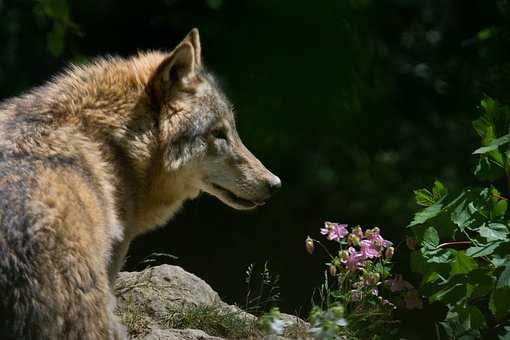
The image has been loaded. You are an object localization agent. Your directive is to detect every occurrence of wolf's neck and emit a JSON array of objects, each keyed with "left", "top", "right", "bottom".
[{"left": 39, "top": 53, "right": 194, "bottom": 234}]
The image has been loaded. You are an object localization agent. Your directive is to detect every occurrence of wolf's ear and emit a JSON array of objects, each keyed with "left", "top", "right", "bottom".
[
  {"left": 182, "top": 28, "right": 202, "bottom": 67},
  {"left": 147, "top": 42, "right": 196, "bottom": 103}
]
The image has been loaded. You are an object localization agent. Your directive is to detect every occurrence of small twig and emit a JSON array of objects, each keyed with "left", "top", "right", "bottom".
[
  {"left": 492, "top": 193, "right": 510, "bottom": 201},
  {"left": 438, "top": 241, "right": 471, "bottom": 249}
]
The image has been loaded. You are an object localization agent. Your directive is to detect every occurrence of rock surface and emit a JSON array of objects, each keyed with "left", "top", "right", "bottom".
[{"left": 114, "top": 264, "right": 307, "bottom": 339}]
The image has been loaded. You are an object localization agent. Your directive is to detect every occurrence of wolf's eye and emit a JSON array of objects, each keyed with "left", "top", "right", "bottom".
[{"left": 211, "top": 128, "right": 228, "bottom": 141}]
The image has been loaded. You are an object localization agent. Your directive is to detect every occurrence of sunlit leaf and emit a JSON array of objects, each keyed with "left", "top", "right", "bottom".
[
  {"left": 408, "top": 200, "right": 444, "bottom": 227},
  {"left": 450, "top": 251, "right": 478, "bottom": 276},
  {"left": 497, "top": 264, "right": 510, "bottom": 289},
  {"left": 466, "top": 242, "right": 503, "bottom": 258},
  {"left": 473, "top": 134, "right": 510, "bottom": 155},
  {"left": 479, "top": 223, "right": 509, "bottom": 242}
]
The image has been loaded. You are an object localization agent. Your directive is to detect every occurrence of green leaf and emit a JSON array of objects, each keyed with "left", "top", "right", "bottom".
[
  {"left": 489, "top": 288, "right": 510, "bottom": 318},
  {"left": 478, "top": 223, "right": 509, "bottom": 242},
  {"left": 475, "top": 156, "right": 506, "bottom": 181},
  {"left": 432, "top": 179, "right": 448, "bottom": 199},
  {"left": 498, "top": 325, "right": 510, "bottom": 340},
  {"left": 40, "top": 0, "right": 70, "bottom": 21},
  {"left": 47, "top": 23, "right": 65, "bottom": 57},
  {"left": 466, "top": 241, "right": 503, "bottom": 257},
  {"left": 497, "top": 264, "right": 510, "bottom": 289},
  {"left": 427, "top": 248, "right": 456, "bottom": 264},
  {"left": 457, "top": 306, "right": 486, "bottom": 331},
  {"left": 473, "top": 113, "right": 495, "bottom": 141},
  {"left": 410, "top": 251, "right": 426, "bottom": 273},
  {"left": 206, "top": 0, "right": 223, "bottom": 10},
  {"left": 414, "top": 189, "right": 435, "bottom": 207},
  {"left": 432, "top": 180, "right": 448, "bottom": 199},
  {"left": 408, "top": 201, "right": 444, "bottom": 227},
  {"left": 477, "top": 28, "right": 494, "bottom": 41},
  {"left": 430, "top": 283, "right": 468, "bottom": 304},
  {"left": 450, "top": 251, "right": 478, "bottom": 276},
  {"left": 493, "top": 200, "right": 508, "bottom": 218},
  {"left": 467, "top": 269, "right": 496, "bottom": 298},
  {"left": 473, "top": 133, "right": 510, "bottom": 155},
  {"left": 422, "top": 227, "right": 440, "bottom": 248}
]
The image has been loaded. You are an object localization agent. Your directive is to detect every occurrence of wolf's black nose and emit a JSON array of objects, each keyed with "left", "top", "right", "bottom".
[{"left": 267, "top": 175, "right": 281, "bottom": 194}]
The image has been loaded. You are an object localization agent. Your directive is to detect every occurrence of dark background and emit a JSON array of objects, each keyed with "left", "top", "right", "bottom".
[{"left": 1, "top": 0, "right": 509, "bottom": 318}]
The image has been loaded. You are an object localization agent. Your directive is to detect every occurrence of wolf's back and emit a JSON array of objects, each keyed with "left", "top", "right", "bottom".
[
  {"left": 0, "top": 155, "right": 52, "bottom": 339},
  {"left": 0, "top": 129, "right": 118, "bottom": 339}
]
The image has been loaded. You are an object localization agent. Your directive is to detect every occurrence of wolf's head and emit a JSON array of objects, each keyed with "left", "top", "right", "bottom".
[{"left": 146, "top": 29, "right": 281, "bottom": 210}]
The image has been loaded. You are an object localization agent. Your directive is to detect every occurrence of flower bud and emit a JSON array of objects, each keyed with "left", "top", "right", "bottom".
[
  {"left": 348, "top": 234, "right": 360, "bottom": 247},
  {"left": 305, "top": 237, "right": 315, "bottom": 254},
  {"left": 352, "top": 226, "right": 363, "bottom": 238},
  {"left": 329, "top": 264, "right": 337, "bottom": 277},
  {"left": 339, "top": 250, "right": 349, "bottom": 262},
  {"left": 364, "top": 229, "right": 373, "bottom": 239},
  {"left": 364, "top": 272, "right": 380, "bottom": 286},
  {"left": 385, "top": 246, "right": 395, "bottom": 258}
]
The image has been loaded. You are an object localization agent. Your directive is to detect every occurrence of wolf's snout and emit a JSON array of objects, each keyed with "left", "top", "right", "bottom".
[{"left": 266, "top": 175, "right": 281, "bottom": 195}]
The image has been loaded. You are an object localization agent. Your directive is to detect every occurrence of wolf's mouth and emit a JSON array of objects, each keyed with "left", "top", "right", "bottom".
[{"left": 211, "top": 183, "right": 265, "bottom": 209}]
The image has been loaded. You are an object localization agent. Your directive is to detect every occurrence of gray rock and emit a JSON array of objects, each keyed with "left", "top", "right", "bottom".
[
  {"left": 140, "top": 328, "right": 224, "bottom": 340},
  {"left": 115, "top": 264, "right": 222, "bottom": 320},
  {"left": 114, "top": 264, "right": 308, "bottom": 339}
]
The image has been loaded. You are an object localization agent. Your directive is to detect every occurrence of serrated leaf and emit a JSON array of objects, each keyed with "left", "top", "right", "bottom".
[
  {"left": 414, "top": 189, "right": 434, "bottom": 207},
  {"left": 473, "top": 114, "right": 495, "bottom": 141},
  {"left": 473, "top": 133, "right": 510, "bottom": 154},
  {"left": 479, "top": 223, "right": 509, "bottom": 242},
  {"left": 451, "top": 251, "right": 478, "bottom": 276},
  {"left": 422, "top": 227, "right": 439, "bottom": 248},
  {"left": 408, "top": 201, "right": 444, "bottom": 227},
  {"left": 493, "top": 200, "right": 508, "bottom": 217},
  {"left": 497, "top": 264, "right": 510, "bottom": 289},
  {"left": 432, "top": 180, "right": 448, "bottom": 200},
  {"left": 466, "top": 241, "right": 503, "bottom": 257},
  {"left": 427, "top": 249, "right": 457, "bottom": 264}
]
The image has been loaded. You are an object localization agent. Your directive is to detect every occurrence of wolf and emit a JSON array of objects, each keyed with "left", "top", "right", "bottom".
[{"left": 0, "top": 28, "right": 280, "bottom": 339}]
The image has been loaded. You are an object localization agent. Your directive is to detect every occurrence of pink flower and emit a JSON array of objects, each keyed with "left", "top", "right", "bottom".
[
  {"left": 364, "top": 228, "right": 392, "bottom": 251},
  {"left": 378, "top": 297, "right": 396, "bottom": 309},
  {"left": 384, "top": 275, "right": 413, "bottom": 292},
  {"left": 404, "top": 289, "right": 423, "bottom": 310},
  {"left": 321, "top": 222, "right": 348, "bottom": 241},
  {"left": 360, "top": 240, "right": 380, "bottom": 259},
  {"left": 345, "top": 247, "right": 364, "bottom": 271}
]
